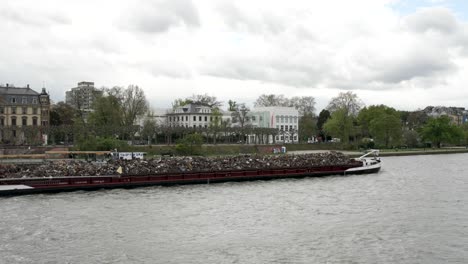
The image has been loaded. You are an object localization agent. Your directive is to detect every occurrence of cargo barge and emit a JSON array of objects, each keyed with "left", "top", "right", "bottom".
[{"left": 0, "top": 151, "right": 381, "bottom": 196}]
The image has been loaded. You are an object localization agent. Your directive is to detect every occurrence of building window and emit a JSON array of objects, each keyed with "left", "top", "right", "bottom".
[
  {"left": 281, "top": 116, "right": 284, "bottom": 123},
  {"left": 32, "top": 98, "right": 38, "bottom": 104},
  {"left": 259, "top": 116, "right": 263, "bottom": 121},
  {"left": 0, "top": 118, "right": 4, "bottom": 126},
  {"left": 32, "top": 117, "right": 38, "bottom": 126},
  {"left": 280, "top": 125, "right": 284, "bottom": 130},
  {"left": 12, "top": 130, "right": 16, "bottom": 138},
  {"left": 186, "top": 116, "right": 188, "bottom": 121},
  {"left": 276, "top": 116, "right": 279, "bottom": 122},
  {"left": 0, "top": 107, "right": 3, "bottom": 114},
  {"left": 22, "top": 117, "right": 27, "bottom": 126},
  {"left": 22, "top": 97, "right": 27, "bottom": 104},
  {"left": 33, "top": 108, "right": 38, "bottom": 115},
  {"left": 11, "top": 117, "right": 16, "bottom": 126},
  {"left": 11, "top": 97, "right": 16, "bottom": 103},
  {"left": 199, "top": 116, "right": 202, "bottom": 121},
  {"left": 193, "top": 116, "right": 196, "bottom": 121},
  {"left": 204, "top": 116, "right": 207, "bottom": 122},
  {"left": 42, "top": 121, "right": 48, "bottom": 126},
  {"left": 11, "top": 107, "right": 16, "bottom": 114},
  {"left": 252, "top": 116, "right": 256, "bottom": 121},
  {"left": 210, "top": 116, "right": 213, "bottom": 122},
  {"left": 290, "top": 125, "right": 293, "bottom": 130},
  {"left": 22, "top": 107, "right": 27, "bottom": 114}
]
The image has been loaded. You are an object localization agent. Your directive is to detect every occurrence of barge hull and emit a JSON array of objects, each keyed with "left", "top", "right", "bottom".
[{"left": 0, "top": 164, "right": 380, "bottom": 196}]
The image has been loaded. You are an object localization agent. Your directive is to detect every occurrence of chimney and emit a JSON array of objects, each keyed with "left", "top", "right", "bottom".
[
  {"left": 27, "top": 84, "right": 30, "bottom": 88},
  {"left": 6, "top": 83, "right": 8, "bottom": 87}
]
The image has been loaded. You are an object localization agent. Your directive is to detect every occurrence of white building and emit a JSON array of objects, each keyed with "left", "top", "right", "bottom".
[
  {"left": 166, "top": 103, "right": 227, "bottom": 128},
  {"left": 234, "top": 106, "right": 300, "bottom": 144}
]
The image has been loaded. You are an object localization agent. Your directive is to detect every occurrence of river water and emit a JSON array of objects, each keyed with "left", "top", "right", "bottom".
[{"left": 1, "top": 154, "right": 467, "bottom": 264}]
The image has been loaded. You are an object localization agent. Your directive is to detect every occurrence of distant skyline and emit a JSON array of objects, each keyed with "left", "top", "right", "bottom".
[{"left": 0, "top": 0, "right": 467, "bottom": 112}]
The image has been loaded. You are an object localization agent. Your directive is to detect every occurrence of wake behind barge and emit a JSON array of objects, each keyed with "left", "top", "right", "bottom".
[{"left": 0, "top": 152, "right": 381, "bottom": 196}]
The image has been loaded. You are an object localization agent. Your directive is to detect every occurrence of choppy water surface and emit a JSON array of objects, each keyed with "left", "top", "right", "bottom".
[{"left": 1, "top": 154, "right": 468, "bottom": 264}]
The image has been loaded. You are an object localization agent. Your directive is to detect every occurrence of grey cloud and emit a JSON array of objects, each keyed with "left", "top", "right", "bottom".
[
  {"left": 202, "top": 53, "right": 329, "bottom": 87},
  {"left": 376, "top": 54, "right": 455, "bottom": 84},
  {"left": 120, "top": 0, "right": 200, "bottom": 34},
  {"left": 404, "top": 7, "right": 458, "bottom": 34}
]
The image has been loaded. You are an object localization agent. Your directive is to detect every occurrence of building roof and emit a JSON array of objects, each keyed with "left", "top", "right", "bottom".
[{"left": 0, "top": 86, "right": 39, "bottom": 96}]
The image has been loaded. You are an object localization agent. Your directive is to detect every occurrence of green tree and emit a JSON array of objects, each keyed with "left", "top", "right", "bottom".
[
  {"left": 420, "top": 116, "right": 463, "bottom": 148},
  {"left": 141, "top": 118, "right": 157, "bottom": 144},
  {"left": 209, "top": 108, "right": 223, "bottom": 144},
  {"left": 50, "top": 102, "right": 76, "bottom": 126},
  {"left": 323, "top": 108, "right": 353, "bottom": 144},
  {"left": 369, "top": 114, "right": 402, "bottom": 148},
  {"left": 228, "top": 100, "right": 238, "bottom": 111},
  {"left": 88, "top": 93, "right": 123, "bottom": 135},
  {"left": 402, "top": 130, "right": 420, "bottom": 148},
  {"left": 176, "top": 133, "right": 204, "bottom": 155},
  {"left": 358, "top": 105, "right": 402, "bottom": 147},
  {"left": 299, "top": 113, "right": 317, "bottom": 142},
  {"left": 460, "top": 123, "right": 468, "bottom": 147},
  {"left": 317, "top": 109, "right": 331, "bottom": 141}
]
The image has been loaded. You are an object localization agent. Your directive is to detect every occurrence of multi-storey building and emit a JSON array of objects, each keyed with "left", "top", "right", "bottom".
[
  {"left": 423, "top": 106, "right": 466, "bottom": 126},
  {"left": 166, "top": 103, "right": 223, "bottom": 128},
  {"left": 0, "top": 83, "right": 50, "bottom": 144},
  {"left": 65, "top": 81, "right": 102, "bottom": 121},
  {"left": 233, "top": 106, "right": 300, "bottom": 144}
]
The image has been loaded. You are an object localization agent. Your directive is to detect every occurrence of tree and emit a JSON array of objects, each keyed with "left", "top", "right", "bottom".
[
  {"left": 299, "top": 114, "right": 316, "bottom": 142},
  {"left": 420, "top": 116, "right": 463, "bottom": 148},
  {"left": 254, "top": 94, "right": 316, "bottom": 116},
  {"left": 327, "top": 91, "right": 364, "bottom": 116},
  {"left": 231, "top": 104, "right": 250, "bottom": 128},
  {"left": 228, "top": 100, "right": 238, "bottom": 111},
  {"left": 173, "top": 94, "right": 222, "bottom": 109},
  {"left": 254, "top": 94, "right": 288, "bottom": 107},
  {"left": 403, "top": 130, "right": 420, "bottom": 148},
  {"left": 88, "top": 93, "right": 123, "bottom": 132},
  {"left": 120, "top": 85, "right": 149, "bottom": 127},
  {"left": 323, "top": 109, "right": 354, "bottom": 144},
  {"left": 289, "top": 96, "right": 316, "bottom": 116},
  {"left": 358, "top": 105, "right": 400, "bottom": 138},
  {"left": 50, "top": 102, "right": 76, "bottom": 126},
  {"left": 141, "top": 118, "right": 157, "bottom": 144},
  {"left": 209, "top": 108, "right": 223, "bottom": 144},
  {"left": 369, "top": 114, "right": 402, "bottom": 148},
  {"left": 406, "top": 111, "right": 429, "bottom": 130},
  {"left": 175, "top": 133, "right": 204, "bottom": 155},
  {"left": 317, "top": 109, "right": 331, "bottom": 142},
  {"left": 461, "top": 123, "right": 468, "bottom": 147}
]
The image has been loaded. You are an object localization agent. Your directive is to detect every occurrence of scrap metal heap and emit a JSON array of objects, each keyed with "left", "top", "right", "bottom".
[{"left": 0, "top": 152, "right": 359, "bottom": 178}]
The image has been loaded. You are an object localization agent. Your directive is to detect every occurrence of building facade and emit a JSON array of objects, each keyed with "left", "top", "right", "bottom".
[
  {"left": 0, "top": 84, "right": 50, "bottom": 144},
  {"left": 423, "top": 106, "right": 467, "bottom": 126},
  {"left": 167, "top": 103, "right": 221, "bottom": 128},
  {"left": 233, "top": 106, "right": 300, "bottom": 144},
  {"left": 65, "top": 81, "right": 102, "bottom": 121}
]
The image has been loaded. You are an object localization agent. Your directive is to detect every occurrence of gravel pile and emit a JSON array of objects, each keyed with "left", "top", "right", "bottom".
[{"left": 0, "top": 152, "right": 358, "bottom": 178}]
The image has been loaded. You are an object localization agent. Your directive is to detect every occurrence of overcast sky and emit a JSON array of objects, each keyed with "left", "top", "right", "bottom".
[{"left": 1, "top": 0, "right": 467, "bottom": 112}]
